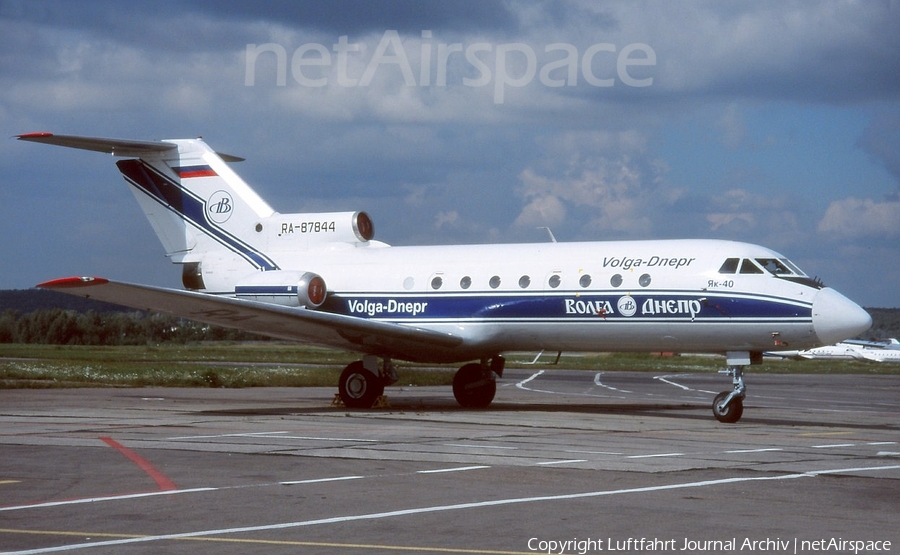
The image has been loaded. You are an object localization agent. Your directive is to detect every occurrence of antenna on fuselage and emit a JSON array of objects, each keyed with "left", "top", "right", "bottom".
[{"left": 538, "top": 227, "right": 558, "bottom": 243}]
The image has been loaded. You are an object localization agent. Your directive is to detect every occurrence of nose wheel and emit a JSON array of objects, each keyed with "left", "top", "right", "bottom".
[{"left": 712, "top": 364, "right": 746, "bottom": 423}]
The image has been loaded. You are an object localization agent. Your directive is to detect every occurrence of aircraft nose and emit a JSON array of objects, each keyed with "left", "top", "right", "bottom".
[{"left": 812, "top": 288, "right": 872, "bottom": 346}]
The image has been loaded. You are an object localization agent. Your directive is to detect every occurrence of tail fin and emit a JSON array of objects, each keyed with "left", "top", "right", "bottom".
[
  {"left": 18, "top": 133, "right": 281, "bottom": 287},
  {"left": 114, "top": 138, "right": 279, "bottom": 271}
]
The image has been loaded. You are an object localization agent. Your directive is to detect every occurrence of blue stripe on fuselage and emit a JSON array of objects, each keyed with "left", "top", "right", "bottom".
[
  {"left": 116, "top": 159, "right": 279, "bottom": 271},
  {"left": 322, "top": 291, "right": 812, "bottom": 322}
]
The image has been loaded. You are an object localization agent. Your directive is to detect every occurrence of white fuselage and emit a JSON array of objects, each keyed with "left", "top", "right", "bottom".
[{"left": 208, "top": 237, "right": 864, "bottom": 363}]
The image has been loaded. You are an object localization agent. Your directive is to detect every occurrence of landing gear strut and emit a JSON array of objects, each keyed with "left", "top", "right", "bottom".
[
  {"left": 712, "top": 351, "right": 757, "bottom": 423},
  {"left": 452, "top": 356, "right": 503, "bottom": 408}
]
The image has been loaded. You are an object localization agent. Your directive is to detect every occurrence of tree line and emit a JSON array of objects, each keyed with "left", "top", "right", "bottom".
[{"left": 0, "top": 309, "right": 265, "bottom": 345}]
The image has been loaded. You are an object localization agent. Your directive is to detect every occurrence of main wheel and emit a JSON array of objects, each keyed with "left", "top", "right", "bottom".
[
  {"left": 452, "top": 363, "right": 496, "bottom": 408},
  {"left": 712, "top": 391, "right": 743, "bottom": 423},
  {"left": 338, "top": 361, "right": 384, "bottom": 408}
]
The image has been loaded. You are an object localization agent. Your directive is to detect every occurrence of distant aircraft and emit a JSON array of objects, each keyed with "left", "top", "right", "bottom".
[
  {"left": 18, "top": 132, "right": 873, "bottom": 423},
  {"left": 769, "top": 338, "right": 900, "bottom": 362}
]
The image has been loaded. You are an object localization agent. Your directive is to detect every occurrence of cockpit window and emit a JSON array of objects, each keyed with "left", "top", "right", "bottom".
[
  {"left": 740, "top": 259, "right": 764, "bottom": 274},
  {"left": 779, "top": 258, "right": 805, "bottom": 275},
  {"left": 718, "top": 258, "right": 739, "bottom": 274},
  {"left": 756, "top": 258, "right": 799, "bottom": 276},
  {"left": 718, "top": 256, "right": 819, "bottom": 287}
]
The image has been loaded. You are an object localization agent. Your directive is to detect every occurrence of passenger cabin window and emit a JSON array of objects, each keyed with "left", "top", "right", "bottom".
[
  {"left": 740, "top": 259, "right": 764, "bottom": 274},
  {"left": 548, "top": 275, "right": 561, "bottom": 289},
  {"left": 718, "top": 258, "right": 739, "bottom": 274}
]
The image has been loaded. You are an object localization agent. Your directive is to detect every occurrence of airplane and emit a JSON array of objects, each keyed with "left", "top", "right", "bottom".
[
  {"left": 769, "top": 338, "right": 900, "bottom": 362},
  {"left": 17, "top": 132, "right": 873, "bottom": 423}
]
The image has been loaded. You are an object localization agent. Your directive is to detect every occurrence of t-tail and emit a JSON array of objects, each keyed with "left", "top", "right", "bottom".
[{"left": 17, "top": 133, "right": 377, "bottom": 293}]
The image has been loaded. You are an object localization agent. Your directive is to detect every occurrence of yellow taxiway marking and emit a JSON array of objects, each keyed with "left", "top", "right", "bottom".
[
  {"left": 0, "top": 480, "right": 21, "bottom": 485},
  {"left": 0, "top": 528, "right": 530, "bottom": 554}
]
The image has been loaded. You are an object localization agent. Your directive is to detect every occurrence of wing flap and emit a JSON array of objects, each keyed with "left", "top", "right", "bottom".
[{"left": 37, "top": 277, "right": 464, "bottom": 359}]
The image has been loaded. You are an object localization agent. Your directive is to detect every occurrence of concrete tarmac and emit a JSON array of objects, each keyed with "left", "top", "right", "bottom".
[{"left": 1, "top": 368, "right": 899, "bottom": 554}]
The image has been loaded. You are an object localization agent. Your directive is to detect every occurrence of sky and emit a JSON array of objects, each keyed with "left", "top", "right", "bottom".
[{"left": 1, "top": 0, "right": 899, "bottom": 307}]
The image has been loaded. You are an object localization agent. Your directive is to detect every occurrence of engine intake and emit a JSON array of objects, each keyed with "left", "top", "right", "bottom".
[{"left": 234, "top": 271, "right": 327, "bottom": 308}]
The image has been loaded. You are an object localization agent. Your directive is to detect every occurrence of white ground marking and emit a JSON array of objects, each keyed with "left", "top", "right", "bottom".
[
  {"left": 593, "top": 372, "right": 632, "bottom": 393},
  {"left": 5, "top": 465, "right": 899, "bottom": 554}
]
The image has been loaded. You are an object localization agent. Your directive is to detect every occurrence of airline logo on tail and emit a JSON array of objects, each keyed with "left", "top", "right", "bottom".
[{"left": 207, "top": 191, "right": 234, "bottom": 223}]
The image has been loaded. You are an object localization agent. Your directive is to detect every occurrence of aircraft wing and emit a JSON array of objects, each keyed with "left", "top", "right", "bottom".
[{"left": 37, "top": 277, "right": 464, "bottom": 360}]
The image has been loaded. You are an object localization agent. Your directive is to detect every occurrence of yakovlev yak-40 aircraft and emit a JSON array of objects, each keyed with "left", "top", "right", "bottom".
[{"left": 18, "top": 132, "right": 872, "bottom": 423}]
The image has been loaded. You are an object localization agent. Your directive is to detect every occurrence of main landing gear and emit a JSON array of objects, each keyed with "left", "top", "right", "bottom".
[
  {"left": 452, "top": 356, "right": 504, "bottom": 408},
  {"left": 711, "top": 351, "right": 759, "bottom": 423},
  {"left": 338, "top": 356, "right": 395, "bottom": 408},
  {"left": 337, "top": 355, "right": 505, "bottom": 409}
]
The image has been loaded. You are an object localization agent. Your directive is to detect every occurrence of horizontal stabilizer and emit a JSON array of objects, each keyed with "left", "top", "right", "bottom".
[
  {"left": 17, "top": 132, "right": 177, "bottom": 157},
  {"left": 16, "top": 132, "right": 244, "bottom": 161}
]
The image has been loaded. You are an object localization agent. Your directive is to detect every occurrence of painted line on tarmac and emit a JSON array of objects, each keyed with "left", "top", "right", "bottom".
[
  {"left": 514, "top": 370, "right": 543, "bottom": 388},
  {"left": 654, "top": 375, "right": 717, "bottom": 395},
  {"left": 168, "top": 431, "right": 379, "bottom": 442},
  {"left": 99, "top": 437, "right": 176, "bottom": 491},
  {"left": 417, "top": 466, "right": 491, "bottom": 474},
  {"left": 0, "top": 530, "right": 529, "bottom": 555},
  {"left": 535, "top": 459, "right": 587, "bottom": 466},
  {"left": 627, "top": 452, "right": 684, "bottom": 459},
  {"left": 280, "top": 476, "right": 364, "bottom": 485},
  {"left": 444, "top": 444, "right": 517, "bottom": 450},
  {"left": 6, "top": 464, "right": 898, "bottom": 554},
  {"left": 0, "top": 488, "right": 217, "bottom": 512},
  {"left": 515, "top": 370, "right": 628, "bottom": 399},
  {"left": 593, "top": 373, "right": 631, "bottom": 393}
]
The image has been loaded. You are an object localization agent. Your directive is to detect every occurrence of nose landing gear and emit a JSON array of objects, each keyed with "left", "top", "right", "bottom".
[
  {"left": 713, "top": 366, "right": 745, "bottom": 423},
  {"left": 712, "top": 351, "right": 758, "bottom": 423}
]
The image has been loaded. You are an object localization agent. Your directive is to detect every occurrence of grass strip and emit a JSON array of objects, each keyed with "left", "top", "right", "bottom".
[{"left": 1, "top": 343, "right": 896, "bottom": 389}]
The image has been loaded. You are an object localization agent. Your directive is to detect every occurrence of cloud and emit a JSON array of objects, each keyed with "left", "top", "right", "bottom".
[
  {"left": 512, "top": 130, "right": 680, "bottom": 239},
  {"left": 2, "top": 1, "right": 900, "bottom": 306},
  {"left": 818, "top": 197, "right": 900, "bottom": 240},
  {"left": 701, "top": 188, "right": 804, "bottom": 245},
  {"left": 857, "top": 109, "right": 900, "bottom": 182},
  {"left": 512, "top": 188, "right": 567, "bottom": 228}
]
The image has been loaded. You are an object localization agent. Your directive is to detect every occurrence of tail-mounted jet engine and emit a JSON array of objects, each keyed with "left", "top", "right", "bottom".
[
  {"left": 234, "top": 270, "right": 327, "bottom": 308},
  {"left": 264, "top": 211, "right": 375, "bottom": 247}
]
